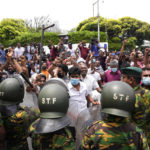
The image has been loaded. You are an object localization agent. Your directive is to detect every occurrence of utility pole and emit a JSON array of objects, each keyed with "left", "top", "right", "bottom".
[
  {"left": 39, "top": 24, "right": 55, "bottom": 73},
  {"left": 93, "top": 0, "right": 100, "bottom": 41},
  {"left": 97, "top": 0, "right": 100, "bottom": 41}
]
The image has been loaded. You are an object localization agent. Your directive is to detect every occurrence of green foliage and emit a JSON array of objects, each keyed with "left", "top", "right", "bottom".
[
  {"left": 68, "top": 31, "right": 107, "bottom": 43},
  {"left": 0, "top": 18, "right": 27, "bottom": 43},
  {"left": 76, "top": 16, "right": 150, "bottom": 49},
  {"left": 6, "top": 32, "right": 59, "bottom": 46},
  {"left": 126, "top": 37, "right": 137, "bottom": 49},
  {"left": 76, "top": 17, "right": 104, "bottom": 31}
]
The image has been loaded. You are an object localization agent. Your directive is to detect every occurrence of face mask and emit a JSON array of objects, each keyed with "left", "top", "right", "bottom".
[
  {"left": 36, "top": 69, "right": 39, "bottom": 73},
  {"left": 107, "top": 66, "right": 111, "bottom": 70},
  {"left": 111, "top": 68, "right": 117, "bottom": 72},
  {"left": 57, "top": 72, "right": 64, "bottom": 78},
  {"left": 70, "top": 78, "right": 79, "bottom": 86},
  {"left": 93, "top": 59, "right": 96, "bottom": 63},
  {"left": 142, "top": 77, "right": 150, "bottom": 85}
]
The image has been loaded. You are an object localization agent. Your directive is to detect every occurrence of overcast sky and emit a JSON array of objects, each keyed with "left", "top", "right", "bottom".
[{"left": 0, "top": 0, "right": 150, "bottom": 31}]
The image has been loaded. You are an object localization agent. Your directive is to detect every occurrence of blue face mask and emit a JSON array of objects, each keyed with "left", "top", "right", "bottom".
[
  {"left": 142, "top": 77, "right": 150, "bottom": 85},
  {"left": 107, "top": 66, "right": 111, "bottom": 70},
  {"left": 111, "top": 68, "right": 118, "bottom": 72},
  {"left": 70, "top": 78, "right": 79, "bottom": 86},
  {"left": 93, "top": 59, "right": 96, "bottom": 63}
]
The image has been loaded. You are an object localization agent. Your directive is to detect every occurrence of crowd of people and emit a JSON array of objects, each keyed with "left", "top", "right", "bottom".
[{"left": 0, "top": 37, "right": 150, "bottom": 149}]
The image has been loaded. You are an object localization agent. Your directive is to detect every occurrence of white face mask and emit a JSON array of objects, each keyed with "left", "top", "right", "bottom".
[
  {"left": 111, "top": 68, "right": 117, "bottom": 72},
  {"left": 36, "top": 69, "right": 39, "bottom": 73},
  {"left": 68, "top": 65, "right": 73, "bottom": 69},
  {"left": 142, "top": 77, "right": 150, "bottom": 85},
  {"left": 107, "top": 66, "right": 111, "bottom": 70}
]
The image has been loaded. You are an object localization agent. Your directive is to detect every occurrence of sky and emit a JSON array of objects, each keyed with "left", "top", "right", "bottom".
[{"left": 0, "top": 0, "right": 150, "bottom": 32}]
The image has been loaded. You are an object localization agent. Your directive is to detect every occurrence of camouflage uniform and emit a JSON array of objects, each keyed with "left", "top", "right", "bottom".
[
  {"left": 133, "top": 86, "right": 150, "bottom": 145},
  {"left": 80, "top": 116, "right": 149, "bottom": 150},
  {"left": 0, "top": 113, "right": 3, "bottom": 127},
  {"left": 3, "top": 106, "right": 39, "bottom": 150},
  {"left": 29, "top": 118, "right": 75, "bottom": 150}
]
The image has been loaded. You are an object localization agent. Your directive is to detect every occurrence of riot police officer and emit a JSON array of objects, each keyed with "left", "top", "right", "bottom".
[
  {"left": 0, "top": 75, "right": 39, "bottom": 150},
  {"left": 79, "top": 81, "right": 149, "bottom": 150},
  {"left": 29, "top": 78, "right": 75, "bottom": 150}
]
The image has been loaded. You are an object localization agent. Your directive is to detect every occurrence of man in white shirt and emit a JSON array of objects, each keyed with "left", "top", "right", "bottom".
[
  {"left": 79, "top": 63, "right": 101, "bottom": 104},
  {"left": 67, "top": 66, "right": 99, "bottom": 126},
  {"left": 14, "top": 43, "right": 25, "bottom": 59},
  {"left": 67, "top": 42, "right": 76, "bottom": 57}
]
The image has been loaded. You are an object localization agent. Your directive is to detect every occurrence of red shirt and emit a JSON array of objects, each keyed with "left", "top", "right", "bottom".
[
  {"left": 79, "top": 46, "right": 89, "bottom": 60},
  {"left": 103, "top": 70, "right": 121, "bottom": 84}
]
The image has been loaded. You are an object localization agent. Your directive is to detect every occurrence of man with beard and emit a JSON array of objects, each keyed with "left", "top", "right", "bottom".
[
  {"left": 41, "top": 62, "right": 50, "bottom": 80},
  {"left": 56, "top": 64, "right": 69, "bottom": 83}
]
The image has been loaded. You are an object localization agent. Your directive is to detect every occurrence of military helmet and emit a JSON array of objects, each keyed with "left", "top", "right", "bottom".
[
  {"left": 101, "top": 81, "right": 135, "bottom": 117},
  {"left": 38, "top": 78, "right": 69, "bottom": 119},
  {"left": 34, "top": 78, "right": 70, "bottom": 134},
  {"left": 0, "top": 75, "right": 24, "bottom": 106}
]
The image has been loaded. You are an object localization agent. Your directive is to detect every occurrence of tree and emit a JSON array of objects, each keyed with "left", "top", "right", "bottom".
[
  {"left": 24, "top": 15, "right": 61, "bottom": 33},
  {"left": 0, "top": 18, "right": 27, "bottom": 42},
  {"left": 76, "top": 16, "right": 150, "bottom": 48}
]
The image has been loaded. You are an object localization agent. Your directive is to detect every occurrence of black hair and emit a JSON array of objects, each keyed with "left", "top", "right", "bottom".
[
  {"left": 69, "top": 66, "right": 81, "bottom": 76},
  {"left": 127, "top": 75, "right": 141, "bottom": 85},
  {"left": 142, "top": 67, "right": 150, "bottom": 71},
  {"left": 58, "top": 64, "right": 68, "bottom": 74},
  {"left": 40, "top": 74, "right": 46, "bottom": 81}
]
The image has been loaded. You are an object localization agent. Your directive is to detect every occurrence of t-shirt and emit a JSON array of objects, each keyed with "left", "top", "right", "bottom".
[
  {"left": 79, "top": 46, "right": 89, "bottom": 60},
  {"left": 14, "top": 47, "right": 25, "bottom": 58}
]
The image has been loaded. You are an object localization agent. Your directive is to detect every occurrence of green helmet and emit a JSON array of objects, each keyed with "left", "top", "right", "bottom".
[
  {"left": 34, "top": 78, "right": 70, "bottom": 134},
  {"left": 101, "top": 81, "right": 135, "bottom": 117},
  {"left": 0, "top": 76, "right": 24, "bottom": 106},
  {"left": 38, "top": 78, "right": 70, "bottom": 119}
]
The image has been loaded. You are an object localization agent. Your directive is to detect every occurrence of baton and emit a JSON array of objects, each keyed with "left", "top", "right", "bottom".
[{"left": 20, "top": 72, "right": 33, "bottom": 88}]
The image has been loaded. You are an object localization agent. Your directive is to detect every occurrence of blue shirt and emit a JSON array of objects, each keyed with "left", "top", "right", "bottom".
[
  {"left": 0, "top": 49, "right": 6, "bottom": 64},
  {"left": 91, "top": 44, "right": 99, "bottom": 57}
]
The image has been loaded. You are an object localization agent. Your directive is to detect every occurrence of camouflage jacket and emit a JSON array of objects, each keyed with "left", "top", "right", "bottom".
[
  {"left": 0, "top": 113, "right": 3, "bottom": 126},
  {"left": 133, "top": 86, "right": 150, "bottom": 145},
  {"left": 3, "top": 106, "right": 39, "bottom": 150},
  {"left": 29, "top": 118, "right": 75, "bottom": 150},
  {"left": 79, "top": 116, "right": 149, "bottom": 150}
]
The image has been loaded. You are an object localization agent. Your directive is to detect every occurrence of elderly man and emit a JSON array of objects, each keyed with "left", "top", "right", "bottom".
[
  {"left": 103, "top": 59, "right": 121, "bottom": 84},
  {"left": 79, "top": 62, "right": 101, "bottom": 104}
]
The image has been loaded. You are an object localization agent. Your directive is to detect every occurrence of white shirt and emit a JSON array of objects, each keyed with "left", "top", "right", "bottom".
[
  {"left": 67, "top": 48, "right": 76, "bottom": 57},
  {"left": 81, "top": 74, "right": 99, "bottom": 95},
  {"left": 67, "top": 81, "right": 89, "bottom": 126},
  {"left": 14, "top": 47, "right": 25, "bottom": 58},
  {"left": 88, "top": 68, "right": 101, "bottom": 81},
  {"left": 96, "top": 66, "right": 104, "bottom": 75}
]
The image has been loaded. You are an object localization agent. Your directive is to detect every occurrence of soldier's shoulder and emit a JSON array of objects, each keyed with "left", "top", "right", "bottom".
[
  {"left": 0, "top": 113, "right": 3, "bottom": 126},
  {"left": 137, "top": 86, "right": 150, "bottom": 96},
  {"left": 29, "top": 118, "right": 40, "bottom": 134},
  {"left": 21, "top": 106, "right": 40, "bottom": 117},
  {"left": 85, "top": 120, "right": 104, "bottom": 134}
]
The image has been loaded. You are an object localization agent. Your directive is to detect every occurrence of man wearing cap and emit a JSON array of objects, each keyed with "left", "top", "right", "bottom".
[
  {"left": 103, "top": 60, "right": 121, "bottom": 84},
  {"left": 121, "top": 67, "right": 150, "bottom": 145}
]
